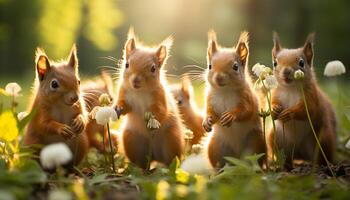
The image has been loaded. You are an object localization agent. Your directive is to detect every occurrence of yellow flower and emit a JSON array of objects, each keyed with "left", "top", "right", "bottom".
[
  {"left": 0, "top": 111, "right": 19, "bottom": 142},
  {"left": 156, "top": 180, "right": 170, "bottom": 200}
]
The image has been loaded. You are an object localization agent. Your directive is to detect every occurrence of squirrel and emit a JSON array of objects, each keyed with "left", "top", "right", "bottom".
[
  {"left": 113, "top": 29, "right": 184, "bottom": 169},
  {"left": 268, "top": 33, "right": 337, "bottom": 168},
  {"left": 24, "top": 45, "right": 89, "bottom": 166},
  {"left": 170, "top": 76, "right": 206, "bottom": 145},
  {"left": 81, "top": 71, "right": 116, "bottom": 152},
  {"left": 203, "top": 30, "right": 265, "bottom": 168}
]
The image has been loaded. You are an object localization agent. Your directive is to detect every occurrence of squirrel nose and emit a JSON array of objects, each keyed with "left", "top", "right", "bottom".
[
  {"left": 283, "top": 68, "right": 293, "bottom": 77},
  {"left": 70, "top": 95, "right": 79, "bottom": 103}
]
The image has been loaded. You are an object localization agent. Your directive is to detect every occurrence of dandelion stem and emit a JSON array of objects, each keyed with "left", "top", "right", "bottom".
[
  {"left": 299, "top": 83, "right": 336, "bottom": 178},
  {"left": 107, "top": 123, "right": 115, "bottom": 172}
]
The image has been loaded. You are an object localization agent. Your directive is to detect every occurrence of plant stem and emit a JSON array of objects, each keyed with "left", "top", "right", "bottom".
[
  {"left": 262, "top": 116, "right": 269, "bottom": 170},
  {"left": 107, "top": 123, "right": 115, "bottom": 172},
  {"left": 299, "top": 84, "right": 336, "bottom": 178}
]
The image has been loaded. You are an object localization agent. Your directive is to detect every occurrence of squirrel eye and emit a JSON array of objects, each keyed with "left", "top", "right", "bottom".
[
  {"left": 232, "top": 63, "right": 239, "bottom": 71},
  {"left": 208, "top": 64, "right": 212, "bottom": 70},
  {"left": 150, "top": 65, "right": 156, "bottom": 73},
  {"left": 50, "top": 79, "right": 59, "bottom": 90},
  {"left": 78, "top": 80, "right": 81, "bottom": 85},
  {"left": 273, "top": 60, "right": 277, "bottom": 68},
  {"left": 125, "top": 63, "right": 129, "bottom": 69},
  {"left": 299, "top": 58, "right": 305, "bottom": 68}
]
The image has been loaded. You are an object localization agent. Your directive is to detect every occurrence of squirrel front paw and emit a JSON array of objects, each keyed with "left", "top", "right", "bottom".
[
  {"left": 271, "top": 105, "right": 283, "bottom": 120},
  {"left": 71, "top": 115, "right": 85, "bottom": 134},
  {"left": 220, "top": 111, "right": 235, "bottom": 127},
  {"left": 115, "top": 105, "right": 124, "bottom": 119},
  {"left": 202, "top": 116, "right": 213, "bottom": 132},
  {"left": 59, "top": 125, "right": 75, "bottom": 140},
  {"left": 277, "top": 109, "right": 294, "bottom": 122}
]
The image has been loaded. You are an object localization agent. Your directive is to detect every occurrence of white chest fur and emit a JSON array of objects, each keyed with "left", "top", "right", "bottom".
[
  {"left": 50, "top": 105, "right": 75, "bottom": 124},
  {"left": 209, "top": 87, "right": 239, "bottom": 116},
  {"left": 277, "top": 87, "right": 301, "bottom": 109},
  {"left": 125, "top": 89, "right": 153, "bottom": 115}
]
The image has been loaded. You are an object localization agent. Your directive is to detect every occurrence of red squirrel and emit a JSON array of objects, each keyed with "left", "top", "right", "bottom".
[
  {"left": 203, "top": 30, "right": 265, "bottom": 168},
  {"left": 24, "top": 45, "right": 89, "bottom": 165},
  {"left": 170, "top": 77, "right": 205, "bottom": 145},
  {"left": 81, "top": 71, "right": 116, "bottom": 152},
  {"left": 268, "top": 33, "right": 337, "bottom": 168},
  {"left": 113, "top": 29, "right": 184, "bottom": 169}
]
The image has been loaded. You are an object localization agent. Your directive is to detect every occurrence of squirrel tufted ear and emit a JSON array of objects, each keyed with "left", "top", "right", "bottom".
[
  {"left": 181, "top": 76, "right": 193, "bottom": 98},
  {"left": 124, "top": 38, "right": 136, "bottom": 60},
  {"left": 236, "top": 31, "right": 249, "bottom": 66},
  {"left": 35, "top": 48, "right": 50, "bottom": 81},
  {"left": 272, "top": 32, "right": 282, "bottom": 59},
  {"left": 156, "top": 45, "right": 168, "bottom": 67},
  {"left": 303, "top": 33, "right": 315, "bottom": 66},
  {"left": 207, "top": 30, "right": 218, "bottom": 63},
  {"left": 68, "top": 44, "right": 78, "bottom": 70}
]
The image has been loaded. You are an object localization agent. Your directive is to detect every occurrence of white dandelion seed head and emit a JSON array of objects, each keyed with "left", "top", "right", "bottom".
[
  {"left": 5, "top": 82, "right": 22, "bottom": 97},
  {"left": 17, "top": 111, "right": 28, "bottom": 121},
  {"left": 324, "top": 60, "right": 346, "bottom": 77},
  {"left": 180, "top": 154, "right": 213, "bottom": 175},
  {"left": 252, "top": 63, "right": 266, "bottom": 77},
  {"left": 40, "top": 143, "right": 73, "bottom": 170},
  {"left": 94, "top": 106, "right": 118, "bottom": 125},
  {"left": 294, "top": 69, "right": 305, "bottom": 80},
  {"left": 345, "top": 139, "right": 350, "bottom": 149},
  {"left": 263, "top": 75, "right": 278, "bottom": 90}
]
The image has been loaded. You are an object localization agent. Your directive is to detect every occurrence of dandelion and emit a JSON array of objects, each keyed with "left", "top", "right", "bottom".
[
  {"left": 144, "top": 112, "right": 161, "bottom": 130},
  {"left": 324, "top": 60, "right": 346, "bottom": 77},
  {"left": 17, "top": 111, "right": 28, "bottom": 121},
  {"left": 264, "top": 75, "right": 278, "bottom": 90},
  {"left": 40, "top": 143, "right": 73, "bottom": 170},
  {"left": 93, "top": 106, "right": 118, "bottom": 126},
  {"left": 98, "top": 93, "right": 111, "bottom": 106},
  {"left": 294, "top": 69, "right": 305, "bottom": 80},
  {"left": 156, "top": 180, "right": 170, "bottom": 200},
  {"left": 175, "top": 185, "right": 189, "bottom": 198},
  {"left": 345, "top": 139, "right": 350, "bottom": 149},
  {"left": 252, "top": 63, "right": 266, "bottom": 77},
  {"left": 0, "top": 111, "right": 19, "bottom": 142},
  {"left": 5, "top": 82, "right": 21, "bottom": 97}
]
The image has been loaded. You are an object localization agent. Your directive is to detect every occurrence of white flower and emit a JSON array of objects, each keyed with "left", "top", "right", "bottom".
[
  {"left": 48, "top": 189, "right": 72, "bottom": 200},
  {"left": 294, "top": 69, "right": 305, "bottom": 80},
  {"left": 345, "top": 139, "right": 350, "bottom": 149},
  {"left": 17, "top": 111, "right": 28, "bottom": 121},
  {"left": 93, "top": 106, "right": 118, "bottom": 125},
  {"left": 5, "top": 82, "right": 21, "bottom": 97},
  {"left": 252, "top": 63, "right": 266, "bottom": 77},
  {"left": 40, "top": 143, "right": 73, "bottom": 170},
  {"left": 263, "top": 75, "right": 278, "bottom": 90},
  {"left": 147, "top": 117, "right": 161, "bottom": 129},
  {"left": 324, "top": 60, "right": 346, "bottom": 77},
  {"left": 180, "top": 153, "right": 213, "bottom": 175}
]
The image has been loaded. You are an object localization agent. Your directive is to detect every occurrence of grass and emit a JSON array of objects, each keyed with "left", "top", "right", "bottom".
[{"left": 0, "top": 75, "right": 350, "bottom": 200}]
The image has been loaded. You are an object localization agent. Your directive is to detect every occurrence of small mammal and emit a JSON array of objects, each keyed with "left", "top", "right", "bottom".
[
  {"left": 82, "top": 72, "right": 116, "bottom": 152},
  {"left": 113, "top": 29, "right": 184, "bottom": 169},
  {"left": 24, "top": 45, "right": 89, "bottom": 166},
  {"left": 171, "top": 77, "right": 205, "bottom": 145},
  {"left": 203, "top": 30, "right": 265, "bottom": 168},
  {"left": 268, "top": 32, "right": 337, "bottom": 168}
]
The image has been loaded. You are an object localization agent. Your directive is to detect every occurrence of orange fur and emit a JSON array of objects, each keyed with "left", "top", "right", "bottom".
[
  {"left": 268, "top": 33, "right": 337, "bottom": 168},
  {"left": 113, "top": 29, "right": 184, "bottom": 169},
  {"left": 203, "top": 30, "right": 265, "bottom": 168},
  {"left": 24, "top": 45, "right": 88, "bottom": 166}
]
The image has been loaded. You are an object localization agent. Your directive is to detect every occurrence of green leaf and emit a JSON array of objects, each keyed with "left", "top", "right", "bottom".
[
  {"left": 169, "top": 157, "right": 180, "bottom": 175},
  {"left": 18, "top": 108, "right": 38, "bottom": 132}
]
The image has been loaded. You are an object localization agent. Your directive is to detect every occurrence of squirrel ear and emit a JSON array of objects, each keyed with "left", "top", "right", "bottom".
[
  {"left": 35, "top": 48, "right": 50, "bottom": 81},
  {"left": 156, "top": 45, "right": 168, "bottom": 67},
  {"left": 207, "top": 30, "right": 218, "bottom": 63},
  {"left": 303, "top": 33, "right": 315, "bottom": 66},
  {"left": 68, "top": 44, "right": 78, "bottom": 70},
  {"left": 236, "top": 31, "right": 249, "bottom": 66},
  {"left": 181, "top": 76, "right": 193, "bottom": 97},
  {"left": 272, "top": 32, "right": 282, "bottom": 59},
  {"left": 124, "top": 38, "right": 136, "bottom": 60}
]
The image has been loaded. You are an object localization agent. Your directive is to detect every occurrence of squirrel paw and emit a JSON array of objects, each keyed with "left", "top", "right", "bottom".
[
  {"left": 71, "top": 115, "right": 85, "bottom": 134},
  {"left": 220, "top": 111, "right": 235, "bottom": 127},
  {"left": 277, "top": 109, "right": 294, "bottom": 122},
  {"left": 59, "top": 125, "right": 75, "bottom": 140},
  {"left": 271, "top": 105, "right": 283, "bottom": 120},
  {"left": 202, "top": 116, "right": 213, "bottom": 132}
]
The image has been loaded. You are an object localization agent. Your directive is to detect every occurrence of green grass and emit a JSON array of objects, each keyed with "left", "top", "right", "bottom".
[{"left": 0, "top": 76, "right": 350, "bottom": 199}]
